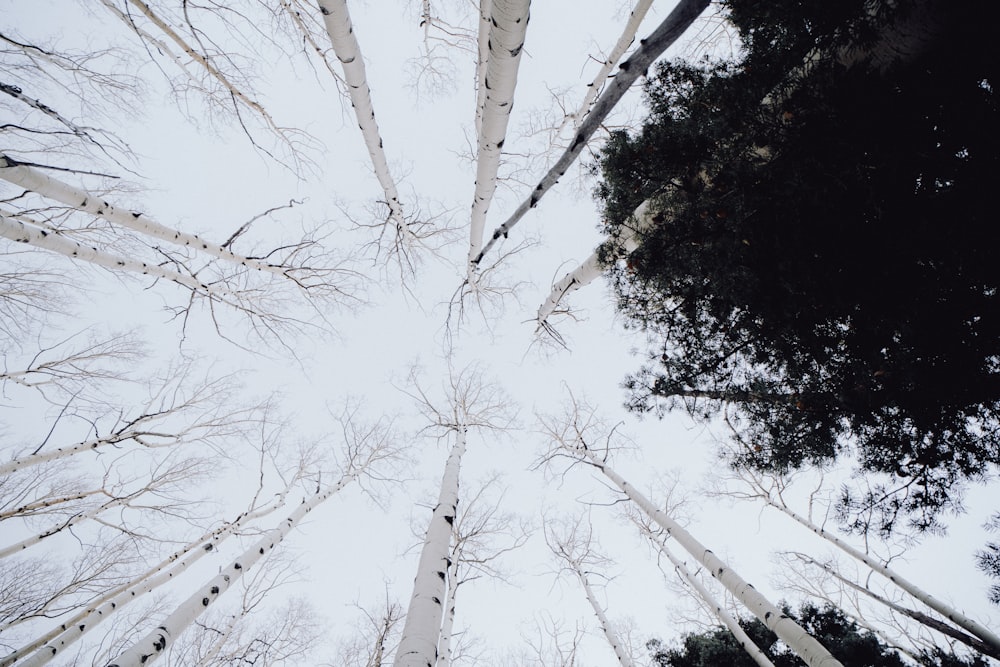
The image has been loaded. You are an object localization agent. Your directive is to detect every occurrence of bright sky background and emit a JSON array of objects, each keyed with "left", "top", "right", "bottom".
[{"left": 1, "top": 1, "right": 996, "bottom": 665}]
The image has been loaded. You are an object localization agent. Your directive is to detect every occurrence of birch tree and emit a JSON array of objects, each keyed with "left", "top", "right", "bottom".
[
  {"left": 465, "top": 0, "right": 530, "bottom": 277},
  {"left": 395, "top": 367, "right": 514, "bottom": 667},
  {"left": 781, "top": 551, "right": 1000, "bottom": 662},
  {"left": 0, "top": 156, "right": 362, "bottom": 343},
  {"left": 537, "top": 393, "right": 845, "bottom": 667},
  {"left": 471, "top": 0, "right": 709, "bottom": 268},
  {"left": 436, "top": 477, "right": 529, "bottom": 667},
  {"left": 95, "top": 0, "right": 319, "bottom": 172},
  {"left": 0, "top": 454, "right": 210, "bottom": 560},
  {"left": 628, "top": 509, "right": 776, "bottom": 667},
  {"left": 0, "top": 364, "right": 257, "bottom": 477},
  {"left": 2, "top": 457, "right": 304, "bottom": 667},
  {"left": 718, "top": 467, "right": 1000, "bottom": 656},
  {"left": 535, "top": 199, "right": 656, "bottom": 338},
  {"left": 538, "top": 0, "right": 655, "bottom": 152},
  {"left": 331, "top": 594, "right": 405, "bottom": 667},
  {"left": 313, "top": 0, "right": 438, "bottom": 267},
  {"left": 0, "top": 329, "right": 141, "bottom": 405},
  {"left": 161, "top": 552, "right": 321, "bottom": 667},
  {"left": 545, "top": 515, "right": 636, "bottom": 667},
  {"left": 102, "top": 406, "right": 399, "bottom": 667}
]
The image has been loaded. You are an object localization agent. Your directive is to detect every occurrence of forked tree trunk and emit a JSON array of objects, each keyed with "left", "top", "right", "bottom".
[
  {"left": 395, "top": 429, "right": 467, "bottom": 667},
  {"left": 435, "top": 555, "right": 459, "bottom": 667},
  {"left": 639, "top": 524, "right": 776, "bottom": 667}
]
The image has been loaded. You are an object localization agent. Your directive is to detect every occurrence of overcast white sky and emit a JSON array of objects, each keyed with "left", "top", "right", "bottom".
[{"left": 2, "top": 1, "right": 997, "bottom": 665}]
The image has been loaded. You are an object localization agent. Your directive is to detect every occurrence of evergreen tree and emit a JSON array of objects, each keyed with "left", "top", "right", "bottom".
[
  {"left": 647, "top": 604, "right": 987, "bottom": 667},
  {"left": 596, "top": 0, "right": 1000, "bottom": 533},
  {"left": 975, "top": 512, "right": 1000, "bottom": 605}
]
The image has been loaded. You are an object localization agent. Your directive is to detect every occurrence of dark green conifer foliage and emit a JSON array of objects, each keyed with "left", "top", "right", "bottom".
[
  {"left": 597, "top": 0, "right": 1000, "bottom": 533},
  {"left": 647, "top": 603, "right": 987, "bottom": 667},
  {"left": 976, "top": 512, "right": 1000, "bottom": 605}
]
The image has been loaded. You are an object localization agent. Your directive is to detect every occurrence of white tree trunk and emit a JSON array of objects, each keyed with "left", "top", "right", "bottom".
[
  {"left": 789, "top": 552, "right": 1000, "bottom": 661},
  {"left": 5, "top": 491, "right": 290, "bottom": 667},
  {"left": 111, "top": 0, "right": 288, "bottom": 144},
  {"left": 0, "top": 492, "right": 138, "bottom": 559},
  {"left": 472, "top": 0, "right": 708, "bottom": 267},
  {"left": 316, "top": 0, "right": 408, "bottom": 235},
  {"left": 571, "top": 564, "right": 634, "bottom": 667},
  {"left": 0, "top": 487, "right": 104, "bottom": 521},
  {"left": 104, "top": 472, "right": 357, "bottom": 667},
  {"left": 0, "top": 155, "right": 293, "bottom": 277},
  {"left": 395, "top": 428, "right": 467, "bottom": 667},
  {"left": 640, "top": 524, "right": 776, "bottom": 667},
  {"left": 536, "top": 199, "right": 654, "bottom": 326},
  {"left": 570, "top": 0, "right": 654, "bottom": 132},
  {"left": 577, "top": 448, "right": 844, "bottom": 667},
  {"left": 0, "top": 82, "right": 105, "bottom": 151},
  {"left": 467, "top": 0, "right": 531, "bottom": 272},
  {"left": 435, "top": 556, "right": 459, "bottom": 667},
  {"left": 474, "top": 0, "right": 492, "bottom": 137},
  {"left": 0, "top": 213, "right": 226, "bottom": 297},
  {"left": 766, "top": 497, "right": 1000, "bottom": 654}
]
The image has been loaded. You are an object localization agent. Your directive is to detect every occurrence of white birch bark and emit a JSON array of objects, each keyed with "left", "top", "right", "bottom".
[
  {"left": 0, "top": 213, "right": 227, "bottom": 297},
  {"left": 108, "top": 0, "right": 289, "bottom": 147},
  {"left": 536, "top": 0, "right": 949, "bottom": 324},
  {"left": 435, "top": 554, "right": 459, "bottom": 667},
  {"left": 474, "top": 1, "right": 492, "bottom": 137},
  {"left": 571, "top": 564, "right": 634, "bottom": 667},
  {"left": 575, "top": 447, "right": 843, "bottom": 667},
  {"left": 5, "top": 491, "right": 290, "bottom": 667},
  {"left": 467, "top": 0, "right": 531, "bottom": 272},
  {"left": 536, "top": 199, "right": 654, "bottom": 326},
  {"left": 472, "top": 0, "right": 708, "bottom": 267},
  {"left": 0, "top": 491, "right": 140, "bottom": 559},
  {"left": 103, "top": 472, "right": 358, "bottom": 667},
  {"left": 639, "top": 523, "right": 776, "bottom": 667},
  {"left": 0, "top": 82, "right": 113, "bottom": 156},
  {"left": 395, "top": 428, "right": 467, "bottom": 667},
  {"left": 0, "top": 156, "right": 295, "bottom": 277},
  {"left": 0, "top": 395, "right": 212, "bottom": 477},
  {"left": 766, "top": 498, "right": 1000, "bottom": 654},
  {"left": 788, "top": 552, "right": 1000, "bottom": 661},
  {"left": 569, "top": 0, "right": 655, "bottom": 133},
  {"left": 0, "top": 488, "right": 104, "bottom": 521},
  {"left": 316, "top": 0, "right": 408, "bottom": 237}
]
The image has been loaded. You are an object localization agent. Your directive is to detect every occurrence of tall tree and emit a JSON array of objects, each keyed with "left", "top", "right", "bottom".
[
  {"left": 595, "top": 0, "right": 1000, "bottom": 532},
  {"left": 395, "top": 366, "right": 513, "bottom": 667},
  {"left": 646, "top": 602, "right": 985, "bottom": 667},
  {"left": 537, "top": 393, "right": 844, "bottom": 667},
  {"left": 975, "top": 513, "right": 1000, "bottom": 607}
]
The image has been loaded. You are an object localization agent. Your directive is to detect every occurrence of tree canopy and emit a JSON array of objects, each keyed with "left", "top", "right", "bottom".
[
  {"left": 647, "top": 603, "right": 987, "bottom": 667},
  {"left": 596, "top": 0, "right": 1000, "bottom": 534}
]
